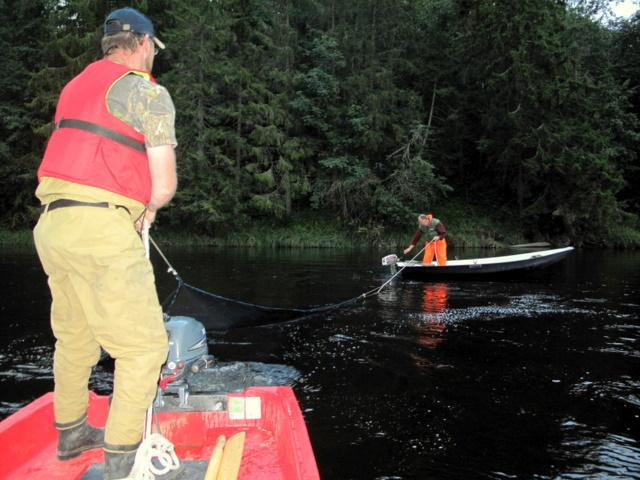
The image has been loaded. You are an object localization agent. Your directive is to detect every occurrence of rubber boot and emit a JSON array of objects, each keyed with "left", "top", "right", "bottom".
[
  {"left": 56, "top": 414, "right": 104, "bottom": 460},
  {"left": 104, "top": 443, "right": 193, "bottom": 480},
  {"left": 104, "top": 443, "right": 138, "bottom": 480}
]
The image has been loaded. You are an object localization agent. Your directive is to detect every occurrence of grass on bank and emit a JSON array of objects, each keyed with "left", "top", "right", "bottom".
[
  {"left": 609, "top": 224, "right": 640, "bottom": 248},
  {"left": 2, "top": 202, "right": 638, "bottom": 249},
  {"left": 150, "top": 202, "right": 532, "bottom": 249}
]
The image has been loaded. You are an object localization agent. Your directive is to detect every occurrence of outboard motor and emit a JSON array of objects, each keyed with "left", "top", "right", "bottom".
[
  {"left": 382, "top": 254, "right": 399, "bottom": 274},
  {"left": 156, "top": 316, "right": 214, "bottom": 408}
]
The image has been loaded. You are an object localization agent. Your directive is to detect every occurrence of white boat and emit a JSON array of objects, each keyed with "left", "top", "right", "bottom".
[{"left": 395, "top": 246, "right": 574, "bottom": 279}]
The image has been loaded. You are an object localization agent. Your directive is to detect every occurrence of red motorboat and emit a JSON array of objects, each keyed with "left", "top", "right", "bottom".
[{"left": 0, "top": 386, "right": 319, "bottom": 479}]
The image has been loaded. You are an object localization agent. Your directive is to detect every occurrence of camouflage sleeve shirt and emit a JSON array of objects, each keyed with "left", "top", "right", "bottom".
[{"left": 106, "top": 73, "right": 177, "bottom": 148}]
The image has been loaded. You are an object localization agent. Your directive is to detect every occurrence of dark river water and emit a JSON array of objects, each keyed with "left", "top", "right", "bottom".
[{"left": 1, "top": 245, "right": 639, "bottom": 479}]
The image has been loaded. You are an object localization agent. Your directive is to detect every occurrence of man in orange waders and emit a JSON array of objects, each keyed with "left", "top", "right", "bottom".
[
  {"left": 403, "top": 213, "right": 448, "bottom": 265},
  {"left": 33, "top": 7, "right": 187, "bottom": 479}
]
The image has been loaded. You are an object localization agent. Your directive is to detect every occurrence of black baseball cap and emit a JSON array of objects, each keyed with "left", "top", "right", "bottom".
[{"left": 104, "top": 7, "right": 165, "bottom": 50}]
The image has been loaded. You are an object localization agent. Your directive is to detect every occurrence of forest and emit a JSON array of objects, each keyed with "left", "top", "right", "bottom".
[{"left": 1, "top": 0, "right": 639, "bottom": 247}]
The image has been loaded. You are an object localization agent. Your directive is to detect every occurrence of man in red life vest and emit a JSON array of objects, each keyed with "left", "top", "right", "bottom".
[
  {"left": 403, "top": 213, "right": 448, "bottom": 265},
  {"left": 33, "top": 8, "right": 182, "bottom": 478}
]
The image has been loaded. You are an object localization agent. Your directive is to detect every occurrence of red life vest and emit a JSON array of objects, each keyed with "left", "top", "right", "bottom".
[{"left": 38, "top": 59, "right": 155, "bottom": 204}]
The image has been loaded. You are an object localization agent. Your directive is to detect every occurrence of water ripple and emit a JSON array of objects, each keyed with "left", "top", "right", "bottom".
[
  {"left": 571, "top": 377, "right": 640, "bottom": 409},
  {"left": 555, "top": 431, "right": 640, "bottom": 479}
]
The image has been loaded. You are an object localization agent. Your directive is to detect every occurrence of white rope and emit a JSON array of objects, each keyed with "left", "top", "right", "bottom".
[
  {"left": 148, "top": 235, "right": 179, "bottom": 278},
  {"left": 132, "top": 223, "right": 179, "bottom": 480},
  {"left": 123, "top": 433, "right": 181, "bottom": 480},
  {"left": 371, "top": 241, "right": 430, "bottom": 295},
  {"left": 141, "top": 220, "right": 154, "bottom": 442},
  {"left": 358, "top": 240, "right": 431, "bottom": 299},
  {"left": 142, "top": 221, "right": 150, "bottom": 261}
]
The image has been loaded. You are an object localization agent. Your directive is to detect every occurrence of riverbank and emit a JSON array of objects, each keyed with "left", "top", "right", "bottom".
[
  {"left": 0, "top": 223, "right": 524, "bottom": 250},
  {"left": 0, "top": 218, "right": 532, "bottom": 252},
  {"left": 155, "top": 204, "right": 529, "bottom": 249},
  {"left": 2, "top": 202, "right": 638, "bottom": 249}
]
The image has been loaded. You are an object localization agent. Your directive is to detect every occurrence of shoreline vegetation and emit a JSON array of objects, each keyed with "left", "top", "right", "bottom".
[
  {"left": 2, "top": 3, "right": 640, "bottom": 251},
  {"left": 3, "top": 202, "right": 639, "bottom": 250}
]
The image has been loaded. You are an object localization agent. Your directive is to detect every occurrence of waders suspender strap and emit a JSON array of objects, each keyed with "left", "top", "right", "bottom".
[{"left": 55, "top": 118, "right": 147, "bottom": 153}]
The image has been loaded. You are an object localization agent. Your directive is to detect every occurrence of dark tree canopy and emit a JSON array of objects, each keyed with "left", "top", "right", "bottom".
[{"left": 2, "top": 0, "right": 639, "bottom": 246}]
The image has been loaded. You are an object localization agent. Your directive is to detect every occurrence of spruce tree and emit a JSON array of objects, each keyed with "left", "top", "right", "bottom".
[{"left": 0, "top": 0, "right": 49, "bottom": 227}]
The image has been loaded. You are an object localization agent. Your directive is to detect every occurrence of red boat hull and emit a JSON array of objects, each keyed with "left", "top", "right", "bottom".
[{"left": 0, "top": 387, "right": 319, "bottom": 479}]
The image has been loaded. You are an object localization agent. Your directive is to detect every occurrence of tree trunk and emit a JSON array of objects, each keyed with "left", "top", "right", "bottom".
[{"left": 235, "top": 89, "right": 243, "bottom": 212}]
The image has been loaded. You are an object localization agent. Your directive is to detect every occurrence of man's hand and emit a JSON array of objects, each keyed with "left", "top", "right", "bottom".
[
  {"left": 134, "top": 207, "right": 157, "bottom": 233},
  {"left": 432, "top": 235, "right": 440, "bottom": 242},
  {"left": 403, "top": 245, "right": 414, "bottom": 255}
]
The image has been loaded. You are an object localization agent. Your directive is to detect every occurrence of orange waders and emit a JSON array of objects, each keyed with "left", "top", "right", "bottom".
[{"left": 423, "top": 238, "right": 447, "bottom": 266}]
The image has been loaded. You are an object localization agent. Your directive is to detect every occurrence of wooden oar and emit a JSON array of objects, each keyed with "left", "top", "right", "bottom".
[
  {"left": 217, "top": 431, "right": 246, "bottom": 480},
  {"left": 204, "top": 435, "right": 226, "bottom": 480},
  {"left": 511, "top": 242, "right": 551, "bottom": 248}
]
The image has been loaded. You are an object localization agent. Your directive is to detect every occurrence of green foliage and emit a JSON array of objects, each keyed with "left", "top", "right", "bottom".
[
  {"left": 158, "top": 0, "right": 311, "bottom": 233},
  {"left": 0, "top": 0, "right": 49, "bottom": 227},
  {"left": 2, "top": 0, "right": 638, "bottom": 246},
  {"left": 450, "top": 0, "right": 638, "bottom": 245},
  {"left": 611, "top": 11, "right": 640, "bottom": 215}
]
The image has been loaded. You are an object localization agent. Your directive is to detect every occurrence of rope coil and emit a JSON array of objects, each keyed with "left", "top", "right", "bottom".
[{"left": 125, "top": 433, "right": 181, "bottom": 480}]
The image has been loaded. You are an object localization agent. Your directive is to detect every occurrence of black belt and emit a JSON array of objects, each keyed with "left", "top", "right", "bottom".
[{"left": 39, "top": 199, "right": 131, "bottom": 215}]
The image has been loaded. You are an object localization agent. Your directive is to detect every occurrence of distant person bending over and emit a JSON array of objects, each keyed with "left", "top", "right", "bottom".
[{"left": 403, "top": 213, "right": 447, "bottom": 266}]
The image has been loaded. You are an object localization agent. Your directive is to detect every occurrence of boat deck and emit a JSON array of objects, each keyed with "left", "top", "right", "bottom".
[{"left": 0, "top": 388, "right": 318, "bottom": 480}]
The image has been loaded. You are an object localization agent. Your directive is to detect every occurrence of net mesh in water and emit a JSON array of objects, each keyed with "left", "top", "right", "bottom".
[
  {"left": 149, "top": 236, "right": 410, "bottom": 332},
  {"left": 162, "top": 280, "right": 364, "bottom": 333}
]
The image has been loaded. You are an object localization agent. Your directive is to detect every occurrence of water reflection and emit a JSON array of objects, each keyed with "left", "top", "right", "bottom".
[
  {"left": 414, "top": 283, "right": 448, "bottom": 348},
  {"left": 421, "top": 283, "right": 449, "bottom": 314}
]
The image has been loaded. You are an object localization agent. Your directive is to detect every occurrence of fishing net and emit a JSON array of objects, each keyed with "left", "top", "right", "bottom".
[
  {"left": 162, "top": 279, "right": 364, "bottom": 333},
  {"left": 150, "top": 236, "right": 416, "bottom": 333}
]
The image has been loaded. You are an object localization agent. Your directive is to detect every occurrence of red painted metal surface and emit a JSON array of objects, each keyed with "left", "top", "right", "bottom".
[{"left": 0, "top": 387, "right": 319, "bottom": 480}]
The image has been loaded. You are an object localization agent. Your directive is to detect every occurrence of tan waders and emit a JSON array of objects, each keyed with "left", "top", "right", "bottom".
[{"left": 34, "top": 203, "right": 168, "bottom": 448}]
